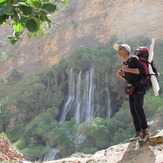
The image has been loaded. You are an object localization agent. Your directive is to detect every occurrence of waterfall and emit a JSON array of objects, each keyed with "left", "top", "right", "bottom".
[
  {"left": 105, "top": 87, "right": 112, "bottom": 118},
  {"left": 45, "top": 67, "right": 113, "bottom": 162},
  {"left": 82, "top": 68, "right": 96, "bottom": 122},
  {"left": 43, "top": 148, "right": 60, "bottom": 161},
  {"left": 59, "top": 67, "right": 112, "bottom": 124},
  {"left": 75, "top": 71, "right": 81, "bottom": 124},
  {"left": 59, "top": 68, "right": 75, "bottom": 123}
]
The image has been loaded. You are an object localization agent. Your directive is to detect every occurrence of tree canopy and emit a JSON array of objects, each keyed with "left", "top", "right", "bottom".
[{"left": 0, "top": 0, "right": 68, "bottom": 44}]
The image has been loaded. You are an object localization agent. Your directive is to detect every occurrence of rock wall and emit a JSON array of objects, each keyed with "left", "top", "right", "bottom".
[
  {"left": 0, "top": 134, "right": 24, "bottom": 162},
  {"left": 0, "top": 0, "right": 163, "bottom": 79}
]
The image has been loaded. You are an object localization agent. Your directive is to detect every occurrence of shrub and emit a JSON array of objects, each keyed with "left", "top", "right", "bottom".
[
  {"left": 7, "top": 69, "right": 22, "bottom": 83},
  {"left": 21, "top": 145, "right": 50, "bottom": 161}
]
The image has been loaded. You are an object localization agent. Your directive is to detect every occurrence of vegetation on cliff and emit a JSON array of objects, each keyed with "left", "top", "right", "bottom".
[{"left": 0, "top": 36, "right": 163, "bottom": 161}]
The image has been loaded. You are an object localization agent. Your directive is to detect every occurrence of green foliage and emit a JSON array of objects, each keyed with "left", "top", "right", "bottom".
[
  {"left": 24, "top": 107, "right": 59, "bottom": 141},
  {"left": 1, "top": 132, "right": 7, "bottom": 138},
  {"left": 89, "top": 118, "right": 110, "bottom": 148},
  {"left": 113, "top": 101, "right": 132, "bottom": 128},
  {"left": 107, "top": 107, "right": 133, "bottom": 144},
  {"left": 1, "top": 110, "right": 13, "bottom": 130},
  {"left": 76, "top": 137, "right": 98, "bottom": 154},
  {"left": 76, "top": 101, "right": 136, "bottom": 151},
  {"left": 77, "top": 121, "right": 91, "bottom": 136},
  {"left": 57, "top": 119, "right": 76, "bottom": 146},
  {"left": 21, "top": 145, "right": 50, "bottom": 161},
  {"left": 126, "top": 35, "right": 151, "bottom": 52},
  {"left": 0, "top": 0, "right": 68, "bottom": 44},
  {"left": 13, "top": 139, "right": 26, "bottom": 150},
  {"left": 6, "top": 69, "right": 22, "bottom": 83},
  {"left": 42, "top": 3, "right": 57, "bottom": 13},
  {"left": 156, "top": 105, "right": 163, "bottom": 116},
  {"left": 144, "top": 94, "right": 163, "bottom": 120},
  {"left": 22, "top": 118, "right": 76, "bottom": 159},
  {"left": 26, "top": 17, "right": 40, "bottom": 33},
  {"left": 66, "top": 45, "right": 117, "bottom": 72}
]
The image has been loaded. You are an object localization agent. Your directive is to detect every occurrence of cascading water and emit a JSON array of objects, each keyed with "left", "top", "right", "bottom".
[
  {"left": 45, "top": 67, "right": 113, "bottom": 161},
  {"left": 59, "top": 68, "right": 75, "bottom": 123},
  {"left": 59, "top": 67, "right": 112, "bottom": 124},
  {"left": 43, "top": 148, "right": 60, "bottom": 161},
  {"left": 104, "top": 87, "right": 112, "bottom": 118},
  {"left": 74, "top": 71, "right": 81, "bottom": 124},
  {"left": 81, "top": 68, "right": 96, "bottom": 123}
]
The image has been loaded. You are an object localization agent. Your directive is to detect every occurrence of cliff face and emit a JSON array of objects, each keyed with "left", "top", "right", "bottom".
[
  {"left": 0, "top": 0, "right": 163, "bottom": 79},
  {"left": 0, "top": 134, "right": 24, "bottom": 162}
]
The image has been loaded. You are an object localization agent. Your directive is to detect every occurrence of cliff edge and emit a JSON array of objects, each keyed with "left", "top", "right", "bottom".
[
  {"left": 0, "top": 134, "right": 162, "bottom": 163},
  {"left": 42, "top": 142, "right": 163, "bottom": 163},
  {"left": 41, "top": 131, "right": 163, "bottom": 163}
]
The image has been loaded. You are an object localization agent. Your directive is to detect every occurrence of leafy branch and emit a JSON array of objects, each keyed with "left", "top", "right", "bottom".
[{"left": 0, "top": 0, "right": 68, "bottom": 44}]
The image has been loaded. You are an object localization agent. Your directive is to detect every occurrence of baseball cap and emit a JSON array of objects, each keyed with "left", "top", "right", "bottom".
[{"left": 113, "top": 44, "right": 131, "bottom": 52}]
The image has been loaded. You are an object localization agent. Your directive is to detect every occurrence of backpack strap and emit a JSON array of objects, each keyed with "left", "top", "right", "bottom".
[{"left": 131, "top": 55, "right": 139, "bottom": 60}]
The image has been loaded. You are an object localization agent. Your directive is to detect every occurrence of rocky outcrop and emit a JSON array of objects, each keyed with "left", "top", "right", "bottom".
[
  {"left": 0, "top": 134, "right": 162, "bottom": 163},
  {"left": 0, "top": 134, "right": 24, "bottom": 162},
  {"left": 42, "top": 142, "right": 163, "bottom": 163}
]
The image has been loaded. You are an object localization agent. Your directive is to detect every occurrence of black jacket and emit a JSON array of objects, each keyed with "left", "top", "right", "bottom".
[{"left": 122, "top": 56, "right": 145, "bottom": 85}]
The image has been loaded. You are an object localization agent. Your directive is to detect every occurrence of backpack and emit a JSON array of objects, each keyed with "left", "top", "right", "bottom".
[{"left": 133, "top": 46, "right": 158, "bottom": 90}]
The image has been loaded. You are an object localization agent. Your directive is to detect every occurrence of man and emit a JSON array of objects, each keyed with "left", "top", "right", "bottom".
[{"left": 113, "top": 43, "right": 150, "bottom": 143}]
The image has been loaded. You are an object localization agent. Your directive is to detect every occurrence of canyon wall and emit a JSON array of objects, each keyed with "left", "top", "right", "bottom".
[{"left": 0, "top": 0, "right": 163, "bottom": 79}]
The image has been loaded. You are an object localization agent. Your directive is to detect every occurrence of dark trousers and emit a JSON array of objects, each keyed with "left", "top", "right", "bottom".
[{"left": 129, "top": 88, "right": 148, "bottom": 132}]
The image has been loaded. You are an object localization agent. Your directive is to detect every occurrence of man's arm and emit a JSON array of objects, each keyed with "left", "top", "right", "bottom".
[
  {"left": 120, "top": 65, "right": 140, "bottom": 74},
  {"left": 117, "top": 70, "right": 126, "bottom": 81},
  {"left": 121, "top": 56, "right": 144, "bottom": 74}
]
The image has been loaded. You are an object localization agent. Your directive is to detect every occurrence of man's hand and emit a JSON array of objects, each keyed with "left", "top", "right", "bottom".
[
  {"left": 117, "top": 70, "right": 123, "bottom": 77},
  {"left": 121, "top": 65, "right": 140, "bottom": 74},
  {"left": 120, "top": 65, "right": 128, "bottom": 71},
  {"left": 117, "top": 70, "right": 126, "bottom": 81}
]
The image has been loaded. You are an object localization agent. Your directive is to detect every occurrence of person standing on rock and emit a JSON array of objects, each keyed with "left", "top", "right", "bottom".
[{"left": 113, "top": 43, "right": 150, "bottom": 144}]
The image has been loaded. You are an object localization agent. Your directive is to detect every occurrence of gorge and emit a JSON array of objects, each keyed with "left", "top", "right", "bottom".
[{"left": 0, "top": 0, "right": 163, "bottom": 162}]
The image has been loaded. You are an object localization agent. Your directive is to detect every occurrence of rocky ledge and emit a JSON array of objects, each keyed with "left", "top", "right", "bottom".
[
  {"left": 42, "top": 142, "right": 163, "bottom": 163},
  {"left": 0, "top": 133, "right": 162, "bottom": 163},
  {"left": 0, "top": 134, "right": 24, "bottom": 162}
]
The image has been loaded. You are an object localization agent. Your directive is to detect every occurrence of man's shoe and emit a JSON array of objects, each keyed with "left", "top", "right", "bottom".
[
  {"left": 129, "top": 131, "right": 142, "bottom": 142},
  {"left": 138, "top": 128, "right": 150, "bottom": 144}
]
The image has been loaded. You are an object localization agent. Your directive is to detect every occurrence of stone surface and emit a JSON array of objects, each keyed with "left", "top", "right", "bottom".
[
  {"left": 0, "top": 133, "right": 162, "bottom": 163},
  {"left": 41, "top": 142, "right": 163, "bottom": 163},
  {"left": 0, "top": 134, "right": 24, "bottom": 162}
]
